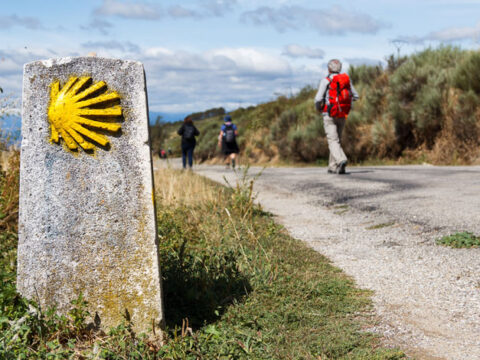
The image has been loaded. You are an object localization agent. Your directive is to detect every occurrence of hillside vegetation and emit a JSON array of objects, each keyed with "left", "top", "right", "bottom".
[{"left": 154, "top": 47, "right": 480, "bottom": 165}]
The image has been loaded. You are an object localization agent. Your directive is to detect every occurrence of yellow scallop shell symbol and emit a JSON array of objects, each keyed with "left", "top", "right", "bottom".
[{"left": 47, "top": 76, "right": 122, "bottom": 151}]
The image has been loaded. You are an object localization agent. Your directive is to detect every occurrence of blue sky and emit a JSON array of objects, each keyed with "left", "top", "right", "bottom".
[{"left": 1, "top": 0, "right": 480, "bottom": 118}]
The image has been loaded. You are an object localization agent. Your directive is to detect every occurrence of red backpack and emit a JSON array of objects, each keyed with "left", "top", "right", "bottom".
[{"left": 324, "top": 73, "right": 353, "bottom": 118}]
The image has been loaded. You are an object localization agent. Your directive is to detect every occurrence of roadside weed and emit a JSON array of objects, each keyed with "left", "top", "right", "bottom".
[{"left": 437, "top": 232, "right": 480, "bottom": 248}]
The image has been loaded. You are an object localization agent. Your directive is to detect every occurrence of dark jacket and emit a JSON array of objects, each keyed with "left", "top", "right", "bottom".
[{"left": 177, "top": 123, "right": 200, "bottom": 146}]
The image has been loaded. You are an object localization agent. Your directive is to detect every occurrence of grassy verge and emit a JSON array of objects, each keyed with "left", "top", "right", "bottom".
[{"left": 1, "top": 158, "right": 405, "bottom": 358}]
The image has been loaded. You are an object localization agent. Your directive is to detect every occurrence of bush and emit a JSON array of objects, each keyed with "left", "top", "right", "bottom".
[
  {"left": 386, "top": 47, "right": 464, "bottom": 152},
  {"left": 349, "top": 64, "right": 383, "bottom": 86},
  {"left": 453, "top": 51, "right": 480, "bottom": 94}
]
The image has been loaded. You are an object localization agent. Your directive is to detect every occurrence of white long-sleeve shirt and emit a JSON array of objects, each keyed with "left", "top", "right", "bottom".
[{"left": 314, "top": 73, "right": 359, "bottom": 112}]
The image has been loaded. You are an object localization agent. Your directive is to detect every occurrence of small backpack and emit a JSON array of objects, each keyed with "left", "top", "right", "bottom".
[
  {"left": 326, "top": 73, "right": 352, "bottom": 118},
  {"left": 224, "top": 124, "right": 236, "bottom": 143},
  {"left": 183, "top": 125, "right": 195, "bottom": 140}
]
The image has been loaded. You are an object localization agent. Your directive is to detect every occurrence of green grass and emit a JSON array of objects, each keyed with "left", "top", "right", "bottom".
[
  {"left": 437, "top": 232, "right": 480, "bottom": 248},
  {"left": 0, "top": 162, "right": 405, "bottom": 359}
]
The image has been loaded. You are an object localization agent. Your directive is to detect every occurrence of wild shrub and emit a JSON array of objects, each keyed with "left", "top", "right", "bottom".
[
  {"left": 194, "top": 120, "right": 221, "bottom": 161},
  {"left": 343, "top": 112, "right": 375, "bottom": 161},
  {"left": 385, "top": 54, "right": 408, "bottom": 73},
  {"left": 371, "top": 114, "right": 398, "bottom": 157},
  {"left": 281, "top": 115, "right": 328, "bottom": 162},
  {"left": 454, "top": 90, "right": 480, "bottom": 141},
  {"left": 363, "top": 85, "right": 387, "bottom": 122},
  {"left": 295, "top": 85, "right": 316, "bottom": 103},
  {"left": 272, "top": 108, "right": 297, "bottom": 140},
  {"left": 411, "top": 73, "right": 444, "bottom": 148},
  {"left": 349, "top": 64, "right": 383, "bottom": 86},
  {"left": 453, "top": 50, "right": 480, "bottom": 94},
  {"left": 387, "top": 47, "right": 464, "bottom": 152},
  {"left": 304, "top": 115, "right": 329, "bottom": 159}
]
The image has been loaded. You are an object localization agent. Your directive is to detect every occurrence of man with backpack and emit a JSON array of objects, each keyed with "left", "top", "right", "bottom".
[
  {"left": 218, "top": 115, "right": 239, "bottom": 169},
  {"left": 314, "top": 59, "right": 359, "bottom": 174},
  {"left": 177, "top": 116, "right": 200, "bottom": 169}
]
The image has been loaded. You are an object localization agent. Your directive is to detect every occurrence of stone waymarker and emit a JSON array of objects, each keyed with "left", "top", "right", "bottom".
[{"left": 17, "top": 57, "right": 164, "bottom": 333}]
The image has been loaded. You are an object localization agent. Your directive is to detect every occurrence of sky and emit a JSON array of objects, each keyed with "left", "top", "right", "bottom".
[{"left": 1, "top": 0, "right": 480, "bottom": 120}]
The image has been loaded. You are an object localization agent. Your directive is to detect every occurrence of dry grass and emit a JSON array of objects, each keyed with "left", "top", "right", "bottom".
[{"left": 154, "top": 162, "right": 225, "bottom": 207}]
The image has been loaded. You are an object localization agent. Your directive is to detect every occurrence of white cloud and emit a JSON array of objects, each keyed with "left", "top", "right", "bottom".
[
  {"left": 81, "top": 40, "right": 140, "bottom": 53},
  {"left": 395, "top": 22, "right": 480, "bottom": 44},
  {"left": 81, "top": 17, "right": 113, "bottom": 35},
  {"left": 0, "top": 45, "right": 318, "bottom": 114},
  {"left": 203, "top": 0, "right": 238, "bottom": 16},
  {"left": 282, "top": 44, "right": 325, "bottom": 59},
  {"left": 345, "top": 57, "right": 383, "bottom": 67},
  {"left": 167, "top": 0, "right": 237, "bottom": 19},
  {"left": 93, "top": 0, "right": 237, "bottom": 21},
  {"left": 94, "top": 0, "right": 162, "bottom": 20},
  {"left": 427, "top": 23, "right": 480, "bottom": 42},
  {"left": 0, "top": 58, "right": 20, "bottom": 74},
  {"left": 143, "top": 47, "right": 209, "bottom": 71},
  {"left": 0, "top": 14, "right": 43, "bottom": 30},
  {"left": 168, "top": 5, "right": 200, "bottom": 18},
  {"left": 138, "top": 46, "right": 312, "bottom": 112},
  {"left": 241, "top": 5, "right": 386, "bottom": 35},
  {"left": 206, "top": 48, "right": 291, "bottom": 75}
]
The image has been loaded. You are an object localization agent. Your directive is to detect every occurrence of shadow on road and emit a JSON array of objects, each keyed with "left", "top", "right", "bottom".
[{"left": 347, "top": 170, "right": 374, "bottom": 174}]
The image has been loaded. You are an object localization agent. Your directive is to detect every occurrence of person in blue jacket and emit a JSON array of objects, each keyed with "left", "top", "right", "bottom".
[{"left": 217, "top": 115, "right": 239, "bottom": 169}]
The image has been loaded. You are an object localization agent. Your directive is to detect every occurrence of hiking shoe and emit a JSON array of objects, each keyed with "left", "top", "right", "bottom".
[
  {"left": 337, "top": 161, "right": 347, "bottom": 174},
  {"left": 327, "top": 169, "right": 335, "bottom": 174}
]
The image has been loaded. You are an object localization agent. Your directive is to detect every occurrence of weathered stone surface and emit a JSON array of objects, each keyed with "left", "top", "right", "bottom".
[{"left": 17, "top": 57, "right": 164, "bottom": 333}]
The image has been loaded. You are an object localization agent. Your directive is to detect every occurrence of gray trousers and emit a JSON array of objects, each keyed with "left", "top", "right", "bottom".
[{"left": 323, "top": 114, "right": 347, "bottom": 171}]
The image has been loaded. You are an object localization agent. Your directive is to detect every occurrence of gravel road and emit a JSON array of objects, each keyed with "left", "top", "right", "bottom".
[{"left": 186, "top": 163, "right": 480, "bottom": 360}]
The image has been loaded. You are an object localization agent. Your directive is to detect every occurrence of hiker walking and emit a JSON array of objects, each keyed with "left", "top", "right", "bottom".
[
  {"left": 314, "top": 59, "right": 359, "bottom": 174},
  {"left": 218, "top": 115, "right": 239, "bottom": 169},
  {"left": 177, "top": 116, "right": 200, "bottom": 169}
]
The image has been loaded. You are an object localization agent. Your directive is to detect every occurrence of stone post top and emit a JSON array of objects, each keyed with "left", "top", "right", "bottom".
[{"left": 24, "top": 56, "right": 144, "bottom": 70}]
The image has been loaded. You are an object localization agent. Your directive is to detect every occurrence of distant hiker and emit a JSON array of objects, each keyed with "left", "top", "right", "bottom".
[
  {"left": 160, "top": 149, "right": 166, "bottom": 159},
  {"left": 314, "top": 59, "right": 359, "bottom": 174},
  {"left": 177, "top": 116, "right": 200, "bottom": 169},
  {"left": 218, "top": 115, "right": 239, "bottom": 169},
  {"left": 167, "top": 147, "right": 172, "bottom": 156}
]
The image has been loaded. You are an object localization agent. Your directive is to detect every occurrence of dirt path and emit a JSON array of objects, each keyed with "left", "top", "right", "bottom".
[{"left": 184, "top": 162, "right": 480, "bottom": 360}]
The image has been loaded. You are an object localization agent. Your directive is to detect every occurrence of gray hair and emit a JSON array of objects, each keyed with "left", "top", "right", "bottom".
[{"left": 327, "top": 59, "right": 342, "bottom": 73}]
